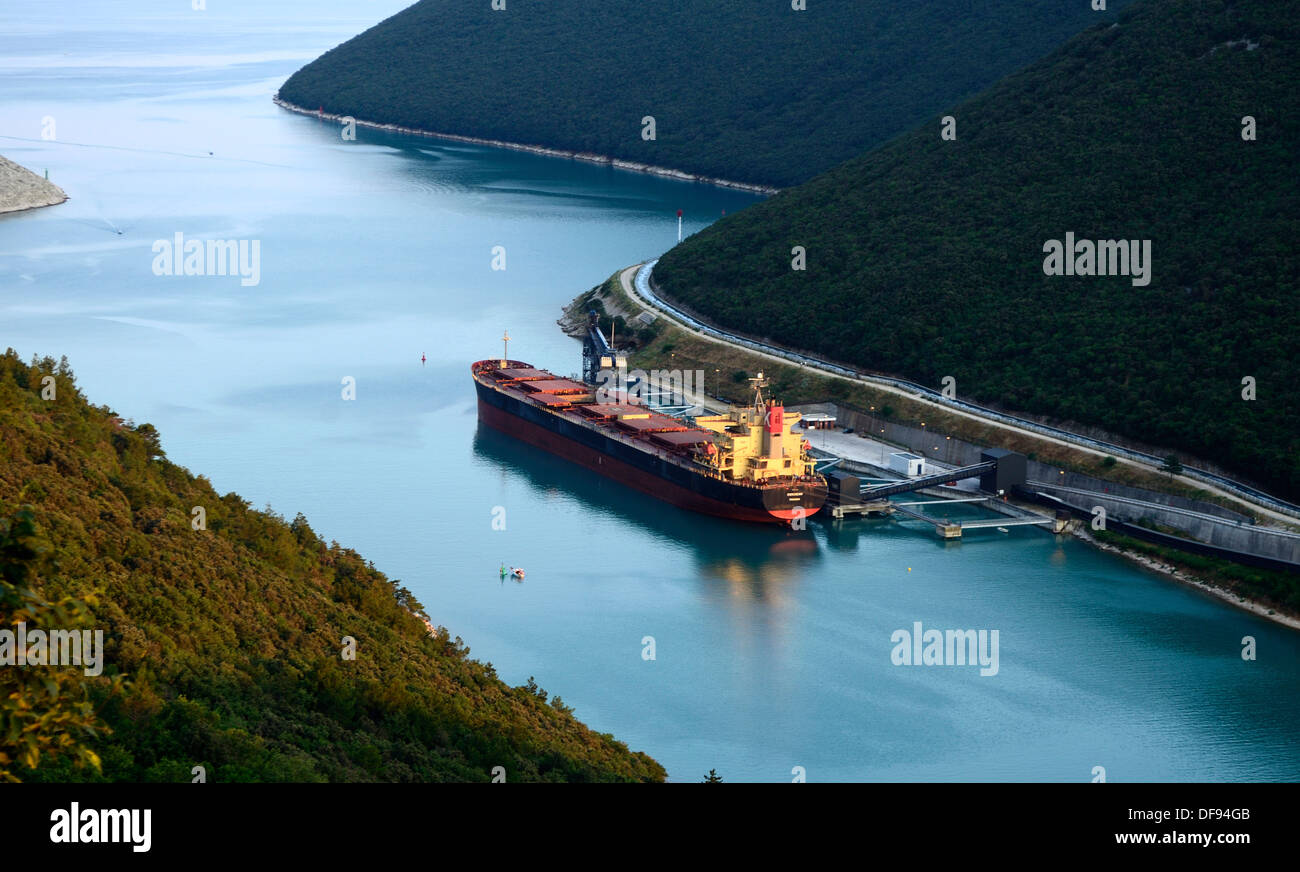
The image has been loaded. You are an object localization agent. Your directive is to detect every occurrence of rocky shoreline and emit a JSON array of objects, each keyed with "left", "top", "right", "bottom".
[
  {"left": 272, "top": 95, "right": 779, "bottom": 196},
  {"left": 1071, "top": 527, "right": 1300, "bottom": 631},
  {"left": 0, "top": 155, "right": 67, "bottom": 214}
]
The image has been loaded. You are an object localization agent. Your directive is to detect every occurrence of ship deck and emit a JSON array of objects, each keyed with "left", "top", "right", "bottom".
[{"left": 473, "top": 359, "right": 820, "bottom": 492}]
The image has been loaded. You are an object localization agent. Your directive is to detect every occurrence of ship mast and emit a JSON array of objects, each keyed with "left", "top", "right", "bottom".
[
  {"left": 500, "top": 330, "right": 510, "bottom": 368},
  {"left": 748, "top": 371, "right": 769, "bottom": 414}
]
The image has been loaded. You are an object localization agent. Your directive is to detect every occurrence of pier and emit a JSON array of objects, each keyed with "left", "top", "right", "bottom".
[
  {"left": 829, "top": 498, "right": 893, "bottom": 519},
  {"left": 823, "top": 447, "right": 1069, "bottom": 537},
  {"left": 890, "top": 499, "right": 1062, "bottom": 538}
]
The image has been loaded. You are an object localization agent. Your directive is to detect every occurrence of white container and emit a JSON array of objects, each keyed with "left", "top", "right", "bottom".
[{"left": 889, "top": 452, "right": 925, "bottom": 477}]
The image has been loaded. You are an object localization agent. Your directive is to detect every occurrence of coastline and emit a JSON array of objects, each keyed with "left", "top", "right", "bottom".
[
  {"left": 573, "top": 266, "right": 1300, "bottom": 633},
  {"left": 272, "top": 95, "right": 780, "bottom": 196},
  {"left": 1072, "top": 527, "right": 1300, "bottom": 631},
  {"left": 0, "top": 155, "right": 68, "bottom": 215}
]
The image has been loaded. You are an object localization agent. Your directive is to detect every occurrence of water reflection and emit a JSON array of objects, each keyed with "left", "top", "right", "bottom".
[{"left": 471, "top": 423, "right": 821, "bottom": 592}]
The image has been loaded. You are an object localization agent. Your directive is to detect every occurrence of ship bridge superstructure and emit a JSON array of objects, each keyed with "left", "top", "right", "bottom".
[{"left": 692, "top": 373, "right": 818, "bottom": 484}]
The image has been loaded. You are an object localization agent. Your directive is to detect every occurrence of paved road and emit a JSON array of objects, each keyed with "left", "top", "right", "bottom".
[{"left": 620, "top": 261, "right": 1300, "bottom": 528}]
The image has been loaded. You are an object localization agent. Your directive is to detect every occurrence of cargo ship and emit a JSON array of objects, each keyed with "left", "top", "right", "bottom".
[{"left": 472, "top": 339, "right": 827, "bottom": 524}]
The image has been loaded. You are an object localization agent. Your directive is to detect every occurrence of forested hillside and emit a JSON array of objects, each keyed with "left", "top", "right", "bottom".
[
  {"left": 654, "top": 0, "right": 1300, "bottom": 499},
  {"left": 0, "top": 350, "right": 664, "bottom": 782},
  {"left": 279, "top": 0, "right": 1129, "bottom": 189}
]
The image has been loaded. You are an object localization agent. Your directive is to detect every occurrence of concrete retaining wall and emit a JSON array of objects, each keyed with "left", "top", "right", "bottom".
[{"left": 818, "top": 402, "right": 1298, "bottom": 566}]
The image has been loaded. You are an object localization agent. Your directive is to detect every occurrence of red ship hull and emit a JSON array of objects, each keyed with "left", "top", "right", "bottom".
[{"left": 477, "top": 396, "right": 813, "bottom": 524}]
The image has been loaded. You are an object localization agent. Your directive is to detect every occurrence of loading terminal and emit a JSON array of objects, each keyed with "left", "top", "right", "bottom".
[{"left": 824, "top": 447, "right": 1070, "bottom": 538}]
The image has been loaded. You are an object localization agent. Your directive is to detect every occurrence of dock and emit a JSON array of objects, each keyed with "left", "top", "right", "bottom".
[
  {"left": 829, "top": 498, "right": 893, "bottom": 519},
  {"left": 822, "top": 447, "right": 1071, "bottom": 537},
  {"left": 891, "top": 500, "right": 1062, "bottom": 538}
]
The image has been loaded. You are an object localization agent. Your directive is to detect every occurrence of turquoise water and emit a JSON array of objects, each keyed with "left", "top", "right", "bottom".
[{"left": 3, "top": 0, "right": 1297, "bottom": 782}]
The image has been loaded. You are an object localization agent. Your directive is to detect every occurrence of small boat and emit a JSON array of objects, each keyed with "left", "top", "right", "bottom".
[
  {"left": 511, "top": 567, "right": 525, "bottom": 580},
  {"left": 997, "top": 526, "right": 1009, "bottom": 533}
]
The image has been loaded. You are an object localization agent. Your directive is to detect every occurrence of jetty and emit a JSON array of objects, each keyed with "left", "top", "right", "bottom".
[{"left": 823, "top": 447, "right": 1069, "bottom": 537}]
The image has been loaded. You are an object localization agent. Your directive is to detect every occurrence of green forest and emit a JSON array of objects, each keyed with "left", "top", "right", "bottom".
[
  {"left": 654, "top": 0, "right": 1300, "bottom": 499},
  {"left": 278, "top": 0, "right": 1130, "bottom": 189},
  {"left": 0, "top": 350, "right": 664, "bottom": 782}
]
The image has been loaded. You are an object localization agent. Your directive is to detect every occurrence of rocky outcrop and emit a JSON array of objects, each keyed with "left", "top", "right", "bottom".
[{"left": 0, "top": 155, "right": 67, "bottom": 214}]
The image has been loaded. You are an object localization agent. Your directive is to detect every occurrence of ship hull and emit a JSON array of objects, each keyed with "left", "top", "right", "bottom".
[{"left": 475, "top": 380, "right": 825, "bottom": 524}]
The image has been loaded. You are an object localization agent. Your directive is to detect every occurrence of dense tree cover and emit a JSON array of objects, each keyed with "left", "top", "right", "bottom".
[
  {"left": 655, "top": 0, "right": 1300, "bottom": 499},
  {"left": 0, "top": 506, "right": 119, "bottom": 780},
  {"left": 279, "top": 0, "right": 1130, "bottom": 189},
  {"left": 0, "top": 350, "right": 664, "bottom": 782}
]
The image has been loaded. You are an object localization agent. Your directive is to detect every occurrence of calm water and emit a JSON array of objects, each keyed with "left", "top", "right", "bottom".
[{"left": 3, "top": 0, "right": 1298, "bottom": 782}]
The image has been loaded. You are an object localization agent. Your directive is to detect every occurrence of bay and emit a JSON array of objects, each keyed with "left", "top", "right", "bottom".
[{"left": 2, "top": 0, "right": 1297, "bottom": 782}]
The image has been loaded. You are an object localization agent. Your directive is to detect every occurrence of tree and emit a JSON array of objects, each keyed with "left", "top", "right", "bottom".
[
  {"left": 1160, "top": 455, "right": 1183, "bottom": 476},
  {"left": 702, "top": 768, "right": 723, "bottom": 783},
  {"left": 0, "top": 506, "right": 118, "bottom": 782},
  {"left": 134, "top": 423, "right": 166, "bottom": 460}
]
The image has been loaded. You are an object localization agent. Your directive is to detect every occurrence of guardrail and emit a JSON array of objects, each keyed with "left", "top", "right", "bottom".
[
  {"left": 1028, "top": 492, "right": 1300, "bottom": 573},
  {"left": 1029, "top": 481, "right": 1300, "bottom": 542},
  {"left": 633, "top": 260, "right": 1300, "bottom": 520}
]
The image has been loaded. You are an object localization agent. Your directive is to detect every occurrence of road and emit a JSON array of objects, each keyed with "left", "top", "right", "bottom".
[{"left": 619, "top": 261, "right": 1300, "bottom": 529}]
